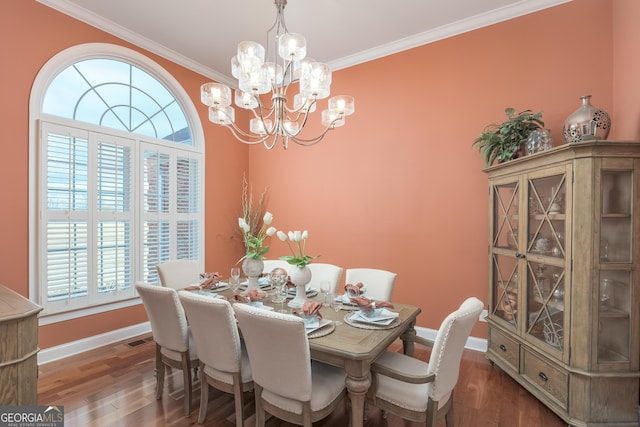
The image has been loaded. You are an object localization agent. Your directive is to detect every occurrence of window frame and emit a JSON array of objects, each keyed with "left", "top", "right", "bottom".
[{"left": 30, "top": 43, "right": 206, "bottom": 325}]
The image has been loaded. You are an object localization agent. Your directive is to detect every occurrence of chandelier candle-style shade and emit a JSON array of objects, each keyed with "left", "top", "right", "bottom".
[{"left": 200, "top": 0, "right": 355, "bottom": 150}]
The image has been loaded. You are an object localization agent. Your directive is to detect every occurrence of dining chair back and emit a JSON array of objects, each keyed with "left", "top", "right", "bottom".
[
  {"left": 156, "top": 259, "right": 200, "bottom": 290},
  {"left": 233, "top": 303, "right": 347, "bottom": 427},
  {"left": 178, "top": 291, "right": 253, "bottom": 425},
  {"left": 308, "top": 263, "right": 344, "bottom": 294},
  {"left": 262, "top": 259, "right": 291, "bottom": 275},
  {"left": 344, "top": 268, "right": 397, "bottom": 301},
  {"left": 135, "top": 282, "right": 198, "bottom": 416},
  {"left": 367, "top": 296, "right": 484, "bottom": 427}
]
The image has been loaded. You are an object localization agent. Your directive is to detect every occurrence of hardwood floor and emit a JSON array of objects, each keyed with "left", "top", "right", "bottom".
[{"left": 37, "top": 334, "right": 567, "bottom": 426}]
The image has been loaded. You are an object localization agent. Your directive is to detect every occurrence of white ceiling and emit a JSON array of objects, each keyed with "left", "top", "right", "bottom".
[{"left": 38, "top": 0, "right": 570, "bottom": 87}]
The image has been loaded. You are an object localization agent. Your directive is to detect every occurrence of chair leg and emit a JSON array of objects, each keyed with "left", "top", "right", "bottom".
[
  {"left": 426, "top": 398, "right": 438, "bottom": 427},
  {"left": 155, "top": 344, "right": 164, "bottom": 400},
  {"left": 445, "top": 403, "right": 454, "bottom": 427},
  {"left": 198, "top": 378, "right": 209, "bottom": 423},
  {"left": 181, "top": 353, "right": 193, "bottom": 417},
  {"left": 232, "top": 374, "right": 245, "bottom": 427},
  {"left": 254, "top": 385, "right": 265, "bottom": 427}
]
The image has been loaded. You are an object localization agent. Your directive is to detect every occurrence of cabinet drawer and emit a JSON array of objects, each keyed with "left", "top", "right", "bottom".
[
  {"left": 489, "top": 328, "right": 519, "bottom": 370},
  {"left": 522, "top": 349, "right": 568, "bottom": 408}
]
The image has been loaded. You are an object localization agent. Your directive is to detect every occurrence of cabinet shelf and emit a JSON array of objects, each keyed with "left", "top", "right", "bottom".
[{"left": 599, "top": 308, "right": 630, "bottom": 319}]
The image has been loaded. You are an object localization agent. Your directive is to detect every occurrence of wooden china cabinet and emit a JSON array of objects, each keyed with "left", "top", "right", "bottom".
[{"left": 484, "top": 141, "right": 640, "bottom": 427}]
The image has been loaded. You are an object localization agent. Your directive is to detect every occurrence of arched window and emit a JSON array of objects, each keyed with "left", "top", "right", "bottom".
[{"left": 30, "top": 44, "right": 205, "bottom": 320}]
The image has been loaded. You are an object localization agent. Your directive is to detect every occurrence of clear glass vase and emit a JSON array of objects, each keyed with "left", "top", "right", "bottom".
[{"left": 526, "top": 129, "right": 554, "bottom": 155}]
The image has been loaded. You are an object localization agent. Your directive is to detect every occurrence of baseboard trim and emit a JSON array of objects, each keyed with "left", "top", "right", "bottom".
[
  {"left": 38, "top": 322, "right": 151, "bottom": 365},
  {"left": 37, "top": 322, "right": 487, "bottom": 365}
]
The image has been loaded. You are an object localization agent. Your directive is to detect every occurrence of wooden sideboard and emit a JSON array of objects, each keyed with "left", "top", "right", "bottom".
[{"left": 0, "top": 285, "right": 43, "bottom": 405}]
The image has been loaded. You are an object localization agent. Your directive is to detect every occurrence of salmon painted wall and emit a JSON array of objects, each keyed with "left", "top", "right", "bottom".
[
  {"left": 249, "top": 0, "right": 619, "bottom": 336},
  {"left": 1, "top": 0, "right": 637, "bottom": 350},
  {"left": 612, "top": 0, "right": 640, "bottom": 140},
  {"left": 0, "top": 0, "right": 248, "bottom": 349}
]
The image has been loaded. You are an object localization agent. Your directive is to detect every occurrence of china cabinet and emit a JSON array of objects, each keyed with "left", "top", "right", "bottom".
[
  {"left": 0, "top": 285, "right": 43, "bottom": 405},
  {"left": 484, "top": 141, "right": 640, "bottom": 426}
]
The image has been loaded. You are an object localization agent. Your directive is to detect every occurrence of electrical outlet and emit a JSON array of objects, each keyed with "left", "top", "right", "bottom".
[{"left": 479, "top": 309, "right": 488, "bottom": 322}]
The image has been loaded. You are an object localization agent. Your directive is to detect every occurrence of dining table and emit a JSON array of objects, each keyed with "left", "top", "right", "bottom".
[{"left": 190, "top": 282, "right": 422, "bottom": 427}]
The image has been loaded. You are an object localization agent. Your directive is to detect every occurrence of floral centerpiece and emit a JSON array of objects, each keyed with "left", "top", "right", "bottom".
[
  {"left": 277, "top": 230, "right": 317, "bottom": 308},
  {"left": 237, "top": 176, "right": 275, "bottom": 290},
  {"left": 276, "top": 230, "right": 316, "bottom": 267}
]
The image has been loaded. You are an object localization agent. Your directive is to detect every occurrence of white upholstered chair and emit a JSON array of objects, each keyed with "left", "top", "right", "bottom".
[
  {"left": 261, "top": 259, "right": 291, "bottom": 275},
  {"left": 156, "top": 259, "right": 200, "bottom": 290},
  {"left": 344, "top": 268, "right": 397, "bottom": 301},
  {"left": 135, "top": 282, "right": 199, "bottom": 416},
  {"left": 307, "top": 263, "right": 344, "bottom": 294},
  {"left": 233, "top": 303, "right": 347, "bottom": 427},
  {"left": 366, "top": 297, "right": 484, "bottom": 427},
  {"left": 178, "top": 291, "right": 253, "bottom": 425}
]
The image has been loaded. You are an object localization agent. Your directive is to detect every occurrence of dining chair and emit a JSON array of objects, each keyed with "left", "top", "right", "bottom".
[
  {"left": 233, "top": 303, "right": 347, "bottom": 427},
  {"left": 156, "top": 259, "right": 200, "bottom": 290},
  {"left": 178, "top": 291, "right": 253, "bottom": 425},
  {"left": 262, "top": 259, "right": 291, "bottom": 275},
  {"left": 135, "top": 282, "right": 199, "bottom": 417},
  {"left": 307, "top": 263, "right": 344, "bottom": 294},
  {"left": 366, "top": 296, "right": 484, "bottom": 427},
  {"left": 344, "top": 268, "right": 397, "bottom": 301}
]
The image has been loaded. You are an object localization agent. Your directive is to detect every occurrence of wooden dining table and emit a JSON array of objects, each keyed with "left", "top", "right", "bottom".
[{"left": 199, "top": 284, "right": 421, "bottom": 427}]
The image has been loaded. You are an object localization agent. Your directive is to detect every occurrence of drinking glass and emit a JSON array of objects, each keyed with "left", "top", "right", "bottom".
[
  {"left": 271, "top": 283, "right": 288, "bottom": 313},
  {"left": 230, "top": 267, "right": 241, "bottom": 292},
  {"left": 330, "top": 293, "right": 343, "bottom": 325},
  {"left": 319, "top": 280, "right": 331, "bottom": 305}
]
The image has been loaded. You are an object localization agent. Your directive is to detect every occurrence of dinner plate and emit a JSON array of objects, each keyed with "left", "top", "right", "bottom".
[
  {"left": 286, "top": 288, "right": 319, "bottom": 299},
  {"left": 238, "top": 301, "right": 274, "bottom": 311}
]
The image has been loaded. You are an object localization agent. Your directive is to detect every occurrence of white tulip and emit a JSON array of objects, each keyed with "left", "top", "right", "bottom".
[
  {"left": 277, "top": 230, "right": 288, "bottom": 241},
  {"left": 238, "top": 217, "right": 250, "bottom": 233},
  {"left": 288, "top": 231, "right": 295, "bottom": 241},
  {"left": 263, "top": 211, "right": 273, "bottom": 225},
  {"left": 301, "top": 230, "right": 308, "bottom": 240},
  {"left": 266, "top": 226, "right": 276, "bottom": 236},
  {"left": 294, "top": 230, "right": 302, "bottom": 241}
]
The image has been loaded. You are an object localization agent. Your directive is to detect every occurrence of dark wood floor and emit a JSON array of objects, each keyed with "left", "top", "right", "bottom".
[{"left": 37, "top": 334, "right": 568, "bottom": 426}]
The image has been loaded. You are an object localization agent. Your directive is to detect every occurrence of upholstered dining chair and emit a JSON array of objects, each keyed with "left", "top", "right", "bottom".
[
  {"left": 308, "top": 263, "right": 344, "bottom": 294},
  {"left": 178, "top": 291, "right": 253, "bottom": 425},
  {"left": 233, "top": 303, "right": 347, "bottom": 427},
  {"left": 366, "top": 297, "right": 484, "bottom": 427},
  {"left": 344, "top": 268, "right": 397, "bottom": 301},
  {"left": 156, "top": 259, "right": 200, "bottom": 290},
  {"left": 262, "top": 259, "right": 291, "bottom": 274},
  {"left": 135, "top": 282, "right": 199, "bottom": 417}
]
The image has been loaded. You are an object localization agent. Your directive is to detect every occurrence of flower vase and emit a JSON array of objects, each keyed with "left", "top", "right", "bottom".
[
  {"left": 287, "top": 265, "right": 312, "bottom": 308},
  {"left": 242, "top": 258, "right": 264, "bottom": 292},
  {"left": 562, "top": 95, "right": 611, "bottom": 143}
]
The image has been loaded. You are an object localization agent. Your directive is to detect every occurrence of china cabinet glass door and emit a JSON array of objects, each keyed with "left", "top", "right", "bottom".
[
  {"left": 525, "top": 172, "right": 568, "bottom": 353},
  {"left": 491, "top": 182, "right": 520, "bottom": 327},
  {"left": 598, "top": 169, "right": 633, "bottom": 364}
]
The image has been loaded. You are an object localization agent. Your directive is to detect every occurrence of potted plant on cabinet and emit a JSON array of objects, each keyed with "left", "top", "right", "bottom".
[{"left": 473, "top": 107, "right": 544, "bottom": 167}]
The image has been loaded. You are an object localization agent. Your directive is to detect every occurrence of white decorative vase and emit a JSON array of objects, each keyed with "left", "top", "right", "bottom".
[
  {"left": 287, "top": 265, "right": 312, "bottom": 308},
  {"left": 242, "top": 258, "right": 264, "bottom": 292}
]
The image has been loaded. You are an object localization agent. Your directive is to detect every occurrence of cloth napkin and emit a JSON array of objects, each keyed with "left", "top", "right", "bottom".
[
  {"left": 199, "top": 272, "right": 221, "bottom": 289},
  {"left": 349, "top": 296, "right": 394, "bottom": 310},
  {"left": 233, "top": 289, "right": 267, "bottom": 303},
  {"left": 344, "top": 282, "right": 365, "bottom": 296},
  {"left": 293, "top": 301, "right": 323, "bottom": 319}
]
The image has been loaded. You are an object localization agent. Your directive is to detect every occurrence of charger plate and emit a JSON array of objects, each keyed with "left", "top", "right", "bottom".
[
  {"left": 344, "top": 312, "right": 401, "bottom": 330},
  {"left": 307, "top": 321, "right": 335, "bottom": 338}
]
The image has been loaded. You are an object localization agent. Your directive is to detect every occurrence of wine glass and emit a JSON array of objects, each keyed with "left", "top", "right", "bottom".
[
  {"left": 230, "top": 267, "right": 241, "bottom": 292},
  {"left": 330, "top": 293, "right": 343, "bottom": 325}
]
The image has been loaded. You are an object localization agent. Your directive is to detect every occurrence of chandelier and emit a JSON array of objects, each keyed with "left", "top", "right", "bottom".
[{"left": 200, "top": 0, "right": 355, "bottom": 150}]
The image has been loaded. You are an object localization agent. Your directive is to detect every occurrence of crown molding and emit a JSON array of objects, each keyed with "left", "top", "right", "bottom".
[{"left": 37, "top": 0, "right": 570, "bottom": 88}]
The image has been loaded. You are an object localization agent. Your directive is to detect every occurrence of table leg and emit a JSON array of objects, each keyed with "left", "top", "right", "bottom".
[
  {"left": 401, "top": 320, "right": 417, "bottom": 356},
  {"left": 345, "top": 370, "right": 370, "bottom": 427}
]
